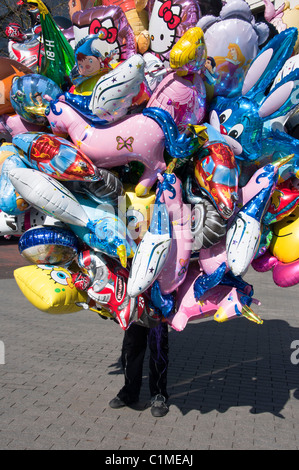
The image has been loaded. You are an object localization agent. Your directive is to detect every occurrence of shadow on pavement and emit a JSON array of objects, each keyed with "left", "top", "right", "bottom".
[{"left": 109, "top": 317, "right": 299, "bottom": 417}]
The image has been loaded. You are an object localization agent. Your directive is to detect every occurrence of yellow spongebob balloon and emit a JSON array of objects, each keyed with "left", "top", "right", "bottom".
[
  {"left": 270, "top": 205, "right": 299, "bottom": 263},
  {"left": 14, "top": 264, "right": 88, "bottom": 314},
  {"left": 125, "top": 185, "right": 155, "bottom": 244}
]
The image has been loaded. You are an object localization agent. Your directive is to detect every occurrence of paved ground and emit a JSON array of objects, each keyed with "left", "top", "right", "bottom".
[{"left": 0, "top": 237, "right": 299, "bottom": 451}]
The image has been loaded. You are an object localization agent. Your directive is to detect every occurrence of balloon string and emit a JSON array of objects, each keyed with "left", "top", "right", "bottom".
[
  {"left": 148, "top": 323, "right": 168, "bottom": 371},
  {"left": 166, "top": 158, "right": 177, "bottom": 174}
]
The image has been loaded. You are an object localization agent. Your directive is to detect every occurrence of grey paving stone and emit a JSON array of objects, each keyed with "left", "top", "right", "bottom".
[{"left": 0, "top": 245, "right": 299, "bottom": 450}]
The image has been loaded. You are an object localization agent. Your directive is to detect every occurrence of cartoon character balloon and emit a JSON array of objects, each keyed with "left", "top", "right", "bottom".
[
  {"left": 74, "top": 249, "right": 148, "bottom": 330},
  {"left": 70, "top": 33, "right": 116, "bottom": 95},
  {"left": 169, "top": 26, "right": 206, "bottom": 74},
  {"left": 147, "top": 0, "right": 202, "bottom": 65},
  {"left": 14, "top": 264, "right": 88, "bottom": 314},
  {"left": 270, "top": 205, "right": 299, "bottom": 265},
  {"left": 10, "top": 73, "right": 61, "bottom": 126},
  {"left": 197, "top": 0, "right": 269, "bottom": 97},
  {"left": 145, "top": 27, "right": 207, "bottom": 131},
  {"left": 71, "top": 5, "right": 137, "bottom": 63},
  {"left": 209, "top": 28, "right": 299, "bottom": 187}
]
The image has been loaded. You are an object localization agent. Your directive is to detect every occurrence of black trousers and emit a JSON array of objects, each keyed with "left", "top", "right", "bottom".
[{"left": 117, "top": 322, "right": 169, "bottom": 404}]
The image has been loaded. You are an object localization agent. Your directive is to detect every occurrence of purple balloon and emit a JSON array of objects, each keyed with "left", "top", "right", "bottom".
[{"left": 72, "top": 5, "right": 136, "bottom": 62}]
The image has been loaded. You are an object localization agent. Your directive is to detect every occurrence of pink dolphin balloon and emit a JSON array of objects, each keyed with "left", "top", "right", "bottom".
[
  {"left": 156, "top": 172, "right": 193, "bottom": 294},
  {"left": 166, "top": 262, "right": 215, "bottom": 331},
  {"left": 0, "top": 114, "right": 43, "bottom": 137},
  {"left": 198, "top": 237, "right": 229, "bottom": 275},
  {"left": 166, "top": 262, "right": 260, "bottom": 331},
  {"left": 44, "top": 95, "right": 167, "bottom": 196}
]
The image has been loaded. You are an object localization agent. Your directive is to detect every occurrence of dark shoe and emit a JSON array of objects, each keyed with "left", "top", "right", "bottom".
[
  {"left": 109, "top": 396, "right": 139, "bottom": 409},
  {"left": 150, "top": 394, "right": 169, "bottom": 417},
  {"left": 109, "top": 397, "right": 127, "bottom": 409}
]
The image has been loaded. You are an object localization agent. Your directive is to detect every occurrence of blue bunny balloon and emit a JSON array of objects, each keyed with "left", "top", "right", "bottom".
[{"left": 210, "top": 28, "right": 299, "bottom": 186}]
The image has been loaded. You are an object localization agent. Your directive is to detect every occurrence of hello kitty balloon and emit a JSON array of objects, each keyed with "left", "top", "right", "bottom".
[
  {"left": 147, "top": 0, "right": 202, "bottom": 65},
  {"left": 71, "top": 5, "right": 136, "bottom": 62}
]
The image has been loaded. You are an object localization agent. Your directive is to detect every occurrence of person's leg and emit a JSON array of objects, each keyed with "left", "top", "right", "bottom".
[
  {"left": 116, "top": 323, "right": 149, "bottom": 405},
  {"left": 148, "top": 322, "right": 169, "bottom": 400}
]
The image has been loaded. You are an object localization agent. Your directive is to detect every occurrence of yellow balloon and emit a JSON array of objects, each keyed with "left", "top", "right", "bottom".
[
  {"left": 14, "top": 265, "right": 88, "bottom": 314},
  {"left": 280, "top": 4, "right": 299, "bottom": 54},
  {"left": 270, "top": 205, "right": 299, "bottom": 263},
  {"left": 125, "top": 185, "right": 155, "bottom": 243},
  {"left": 169, "top": 27, "right": 206, "bottom": 74}
]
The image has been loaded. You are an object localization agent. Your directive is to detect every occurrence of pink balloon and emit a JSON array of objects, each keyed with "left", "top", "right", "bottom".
[
  {"left": 272, "top": 259, "right": 299, "bottom": 287},
  {"left": 157, "top": 173, "right": 193, "bottom": 294},
  {"left": 198, "top": 238, "right": 229, "bottom": 275},
  {"left": 251, "top": 250, "right": 278, "bottom": 272},
  {"left": 0, "top": 114, "right": 44, "bottom": 137},
  {"left": 252, "top": 250, "right": 299, "bottom": 287},
  {"left": 45, "top": 96, "right": 167, "bottom": 195},
  {"left": 147, "top": 70, "right": 206, "bottom": 132},
  {"left": 237, "top": 164, "right": 277, "bottom": 207},
  {"left": 167, "top": 262, "right": 249, "bottom": 331}
]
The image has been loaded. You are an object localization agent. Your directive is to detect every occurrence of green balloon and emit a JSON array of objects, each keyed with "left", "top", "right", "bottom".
[{"left": 32, "top": 0, "right": 75, "bottom": 88}]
